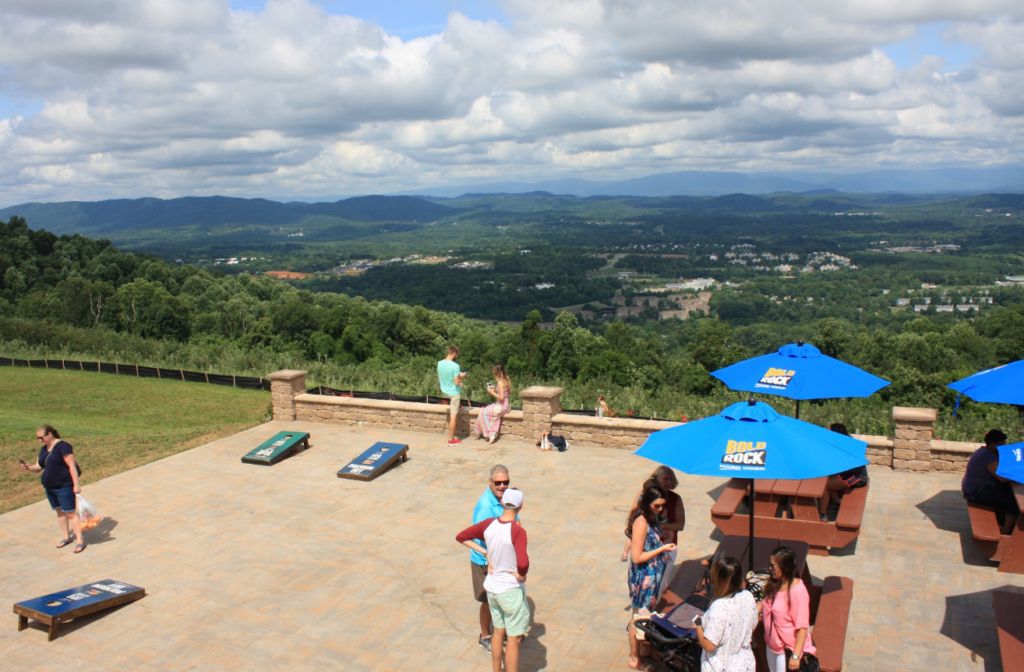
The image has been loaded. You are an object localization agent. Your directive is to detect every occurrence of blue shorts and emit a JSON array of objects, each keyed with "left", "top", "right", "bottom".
[{"left": 45, "top": 483, "right": 76, "bottom": 513}]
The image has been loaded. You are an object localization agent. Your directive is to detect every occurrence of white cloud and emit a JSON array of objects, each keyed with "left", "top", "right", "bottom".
[{"left": 0, "top": 0, "right": 1023, "bottom": 205}]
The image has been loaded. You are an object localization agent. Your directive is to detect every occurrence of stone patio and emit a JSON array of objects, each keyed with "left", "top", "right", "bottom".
[{"left": 0, "top": 421, "right": 1020, "bottom": 671}]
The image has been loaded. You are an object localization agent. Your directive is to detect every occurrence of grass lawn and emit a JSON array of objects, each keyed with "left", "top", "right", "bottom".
[{"left": 0, "top": 366, "right": 269, "bottom": 514}]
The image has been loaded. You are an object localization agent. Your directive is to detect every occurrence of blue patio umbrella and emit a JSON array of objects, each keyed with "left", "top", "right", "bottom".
[
  {"left": 996, "top": 443, "right": 1024, "bottom": 484},
  {"left": 635, "top": 399, "right": 868, "bottom": 570},
  {"left": 948, "top": 360, "right": 1024, "bottom": 407},
  {"left": 711, "top": 341, "right": 890, "bottom": 418}
]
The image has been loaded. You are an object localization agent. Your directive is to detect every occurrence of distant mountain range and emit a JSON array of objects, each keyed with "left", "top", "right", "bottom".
[
  {"left": 393, "top": 166, "right": 1024, "bottom": 198},
  {"left": 3, "top": 168, "right": 1024, "bottom": 240},
  {"left": 0, "top": 195, "right": 461, "bottom": 236}
]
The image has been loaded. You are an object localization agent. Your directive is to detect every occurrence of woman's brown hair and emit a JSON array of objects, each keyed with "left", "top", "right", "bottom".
[
  {"left": 492, "top": 364, "right": 511, "bottom": 390},
  {"left": 624, "top": 485, "right": 666, "bottom": 539},
  {"left": 764, "top": 546, "right": 797, "bottom": 607},
  {"left": 710, "top": 555, "right": 744, "bottom": 602}
]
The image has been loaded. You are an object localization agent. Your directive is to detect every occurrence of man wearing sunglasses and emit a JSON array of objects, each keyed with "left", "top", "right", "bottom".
[{"left": 466, "top": 464, "right": 512, "bottom": 653}]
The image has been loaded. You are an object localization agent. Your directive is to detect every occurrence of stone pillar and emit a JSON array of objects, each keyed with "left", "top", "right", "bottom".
[
  {"left": 891, "top": 407, "right": 936, "bottom": 472},
  {"left": 520, "top": 386, "right": 564, "bottom": 440},
  {"left": 268, "top": 369, "right": 307, "bottom": 421}
]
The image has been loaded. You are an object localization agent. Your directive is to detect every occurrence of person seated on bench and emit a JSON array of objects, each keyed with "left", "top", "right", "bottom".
[
  {"left": 816, "top": 423, "right": 869, "bottom": 523},
  {"left": 963, "top": 429, "right": 1019, "bottom": 535},
  {"left": 693, "top": 555, "right": 758, "bottom": 672}
]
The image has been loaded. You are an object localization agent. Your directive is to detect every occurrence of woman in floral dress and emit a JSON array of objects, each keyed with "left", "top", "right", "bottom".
[
  {"left": 626, "top": 484, "right": 676, "bottom": 671},
  {"left": 473, "top": 364, "right": 512, "bottom": 444}
]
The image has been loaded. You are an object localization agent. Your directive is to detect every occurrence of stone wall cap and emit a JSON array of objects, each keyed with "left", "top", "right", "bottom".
[
  {"left": 931, "top": 439, "right": 978, "bottom": 455},
  {"left": 892, "top": 407, "right": 937, "bottom": 422},
  {"left": 551, "top": 413, "right": 679, "bottom": 431},
  {"left": 520, "top": 385, "right": 565, "bottom": 399},
  {"left": 268, "top": 369, "right": 308, "bottom": 381},
  {"left": 852, "top": 433, "right": 893, "bottom": 448}
]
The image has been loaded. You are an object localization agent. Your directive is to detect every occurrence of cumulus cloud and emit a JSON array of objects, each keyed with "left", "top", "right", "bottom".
[{"left": 0, "top": 0, "right": 1023, "bottom": 204}]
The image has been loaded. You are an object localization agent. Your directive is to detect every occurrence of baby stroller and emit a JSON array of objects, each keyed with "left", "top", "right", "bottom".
[{"left": 633, "top": 594, "right": 707, "bottom": 672}]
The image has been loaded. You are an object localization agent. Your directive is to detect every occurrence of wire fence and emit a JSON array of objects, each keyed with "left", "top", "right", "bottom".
[{"left": 0, "top": 356, "right": 271, "bottom": 391}]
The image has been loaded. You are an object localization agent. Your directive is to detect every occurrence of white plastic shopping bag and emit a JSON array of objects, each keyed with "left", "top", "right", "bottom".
[{"left": 76, "top": 494, "right": 101, "bottom": 530}]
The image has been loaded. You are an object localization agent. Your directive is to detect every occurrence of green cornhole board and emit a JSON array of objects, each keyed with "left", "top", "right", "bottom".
[
  {"left": 15, "top": 580, "right": 145, "bottom": 641},
  {"left": 337, "top": 442, "right": 409, "bottom": 481},
  {"left": 242, "top": 431, "right": 311, "bottom": 465}
]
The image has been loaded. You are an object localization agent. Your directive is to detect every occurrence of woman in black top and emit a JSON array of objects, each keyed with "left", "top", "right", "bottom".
[
  {"left": 20, "top": 424, "right": 86, "bottom": 553},
  {"left": 817, "top": 423, "right": 869, "bottom": 522}
]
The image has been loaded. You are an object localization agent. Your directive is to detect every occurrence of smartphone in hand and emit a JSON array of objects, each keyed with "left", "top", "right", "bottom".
[{"left": 18, "top": 459, "right": 27, "bottom": 467}]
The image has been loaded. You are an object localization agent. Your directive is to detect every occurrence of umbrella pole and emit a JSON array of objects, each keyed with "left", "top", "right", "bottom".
[
  {"left": 795, "top": 399, "right": 801, "bottom": 419},
  {"left": 748, "top": 478, "right": 755, "bottom": 573}
]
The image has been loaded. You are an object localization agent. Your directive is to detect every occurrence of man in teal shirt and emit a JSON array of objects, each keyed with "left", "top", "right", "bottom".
[
  {"left": 469, "top": 464, "right": 511, "bottom": 653},
  {"left": 438, "top": 345, "right": 466, "bottom": 445}
]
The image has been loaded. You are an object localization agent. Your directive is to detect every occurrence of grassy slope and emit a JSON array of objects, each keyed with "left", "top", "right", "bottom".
[{"left": 0, "top": 367, "right": 269, "bottom": 514}]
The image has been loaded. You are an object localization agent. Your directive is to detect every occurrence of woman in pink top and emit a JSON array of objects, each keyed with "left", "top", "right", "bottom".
[{"left": 760, "top": 546, "right": 815, "bottom": 672}]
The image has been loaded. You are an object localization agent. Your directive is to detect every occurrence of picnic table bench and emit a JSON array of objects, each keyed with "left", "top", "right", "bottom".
[
  {"left": 967, "top": 501, "right": 1010, "bottom": 562},
  {"left": 993, "top": 590, "right": 1024, "bottom": 672},
  {"left": 658, "top": 536, "right": 854, "bottom": 672},
  {"left": 711, "top": 477, "right": 868, "bottom": 556},
  {"left": 967, "top": 482, "right": 1024, "bottom": 574},
  {"left": 813, "top": 576, "right": 855, "bottom": 672}
]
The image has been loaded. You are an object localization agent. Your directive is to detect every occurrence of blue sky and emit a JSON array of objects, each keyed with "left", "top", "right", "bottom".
[
  {"left": 229, "top": 0, "right": 509, "bottom": 37},
  {"left": 882, "top": 21, "right": 979, "bottom": 71}
]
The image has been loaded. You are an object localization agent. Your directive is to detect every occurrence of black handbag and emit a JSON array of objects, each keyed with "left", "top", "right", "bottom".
[{"left": 783, "top": 649, "right": 820, "bottom": 672}]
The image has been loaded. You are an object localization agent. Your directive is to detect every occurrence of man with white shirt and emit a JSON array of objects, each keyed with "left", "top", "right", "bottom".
[{"left": 456, "top": 488, "right": 530, "bottom": 672}]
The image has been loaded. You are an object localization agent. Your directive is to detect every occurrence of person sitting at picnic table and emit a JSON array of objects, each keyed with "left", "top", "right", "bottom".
[
  {"left": 473, "top": 364, "right": 512, "bottom": 444},
  {"left": 693, "top": 554, "right": 758, "bottom": 672},
  {"left": 963, "top": 429, "right": 1019, "bottom": 535},
  {"left": 816, "top": 422, "right": 869, "bottom": 522},
  {"left": 626, "top": 484, "right": 676, "bottom": 672},
  {"left": 761, "top": 546, "right": 815, "bottom": 672}
]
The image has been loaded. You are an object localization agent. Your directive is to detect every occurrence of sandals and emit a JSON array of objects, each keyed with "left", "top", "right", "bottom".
[
  {"left": 74, "top": 543, "right": 87, "bottom": 554},
  {"left": 56, "top": 537, "right": 74, "bottom": 549},
  {"left": 628, "top": 659, "right": 657, "bottom": 671}
]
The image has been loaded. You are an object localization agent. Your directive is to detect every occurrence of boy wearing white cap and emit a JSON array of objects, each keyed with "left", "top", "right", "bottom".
[{"left": 456, "top": 488, "right": 530, "bottom": 672}]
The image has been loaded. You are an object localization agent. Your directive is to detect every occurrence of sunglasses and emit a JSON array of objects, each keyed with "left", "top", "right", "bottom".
[{"left": 492, "top": 480, "right": 510, "bottom": 486}]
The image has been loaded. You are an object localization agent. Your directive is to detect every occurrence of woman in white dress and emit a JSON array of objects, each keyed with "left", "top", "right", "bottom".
[{"left": 693, "top": 555, "right": 758, "bottom": 672}]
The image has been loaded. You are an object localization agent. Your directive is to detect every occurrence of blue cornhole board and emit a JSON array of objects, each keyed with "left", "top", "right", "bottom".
[
  {"left": 241, "top": 431, "right": 311, "bottom": 465},
  {"left": 14, "top": 579, "right": 145, "bottom": 641},
  {"left": 337, "top": 442, "right": 409, "bottom": 481}
]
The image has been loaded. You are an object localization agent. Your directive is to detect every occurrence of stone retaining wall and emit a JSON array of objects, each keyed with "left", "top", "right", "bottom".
[
  {"left": 269, "top": 369, "right": 981, "bottom": 472},
  {"left": 294, "top": 393, "right": 527, "bottom": 440}
]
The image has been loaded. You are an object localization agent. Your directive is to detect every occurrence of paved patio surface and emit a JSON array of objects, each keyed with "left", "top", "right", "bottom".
[{"left": 1, "top": 421, "right": 1021, "bottom": 671}]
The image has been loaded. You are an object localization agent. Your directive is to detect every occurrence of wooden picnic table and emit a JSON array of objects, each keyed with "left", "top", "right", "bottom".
[
  {"left": 712, "top": 477, "right": 868, "bottom": 556},
  {"left": 754, "top": 477, "right": 828, "bottom": 522}
]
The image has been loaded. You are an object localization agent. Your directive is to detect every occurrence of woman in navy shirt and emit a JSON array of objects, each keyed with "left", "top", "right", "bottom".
[
  {"left": 963, "top": 429, "right": 1018, "bottom": 535},
  {"left": 20, "top": 424, "right": 86, "bottom": 553}
]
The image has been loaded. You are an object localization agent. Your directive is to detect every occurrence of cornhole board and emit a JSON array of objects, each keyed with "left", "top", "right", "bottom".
[
  {"left": 14, "top": 580, "right": 145, "bottom": 641},
  {"left": 337, "top": 442, "right": 409, "bottom": 481},
  {"left": 241, "top": 431, "right": 311, "bottom": 465}
]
